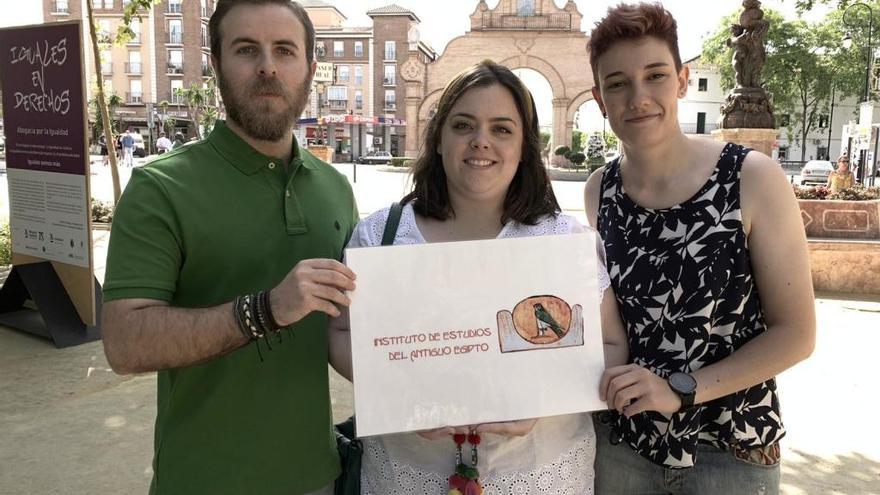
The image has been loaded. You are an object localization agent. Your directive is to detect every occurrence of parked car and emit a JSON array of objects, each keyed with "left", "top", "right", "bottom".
[
  {"left": 357, "top": 151, "right": 393, "bottom": 164},
  {"left": 799, "top": 160, "right": 834, "bottom": 186}
]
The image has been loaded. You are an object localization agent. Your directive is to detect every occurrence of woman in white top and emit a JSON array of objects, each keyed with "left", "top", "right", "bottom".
[{"left": 329, "top": 60, "right": 628, "bottom": 494}]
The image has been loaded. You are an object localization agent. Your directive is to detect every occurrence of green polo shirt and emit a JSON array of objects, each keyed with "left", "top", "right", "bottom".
[{"left": 104, "top": 121, "right": 358, "bottom": 495}]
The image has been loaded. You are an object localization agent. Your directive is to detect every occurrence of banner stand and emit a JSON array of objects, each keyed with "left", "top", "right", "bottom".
[{"left": 0, "top": 262, "right": 101, "bottom": 348}]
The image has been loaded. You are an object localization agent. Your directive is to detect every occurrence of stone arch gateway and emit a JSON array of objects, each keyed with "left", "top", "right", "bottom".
[{"left": 399, "top": 0, "right": 595, "bottom": 159}]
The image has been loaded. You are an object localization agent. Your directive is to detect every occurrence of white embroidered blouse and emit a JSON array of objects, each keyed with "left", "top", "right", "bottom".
[{"left": 346, "top": 204, "right": 611, "bottom": 495}]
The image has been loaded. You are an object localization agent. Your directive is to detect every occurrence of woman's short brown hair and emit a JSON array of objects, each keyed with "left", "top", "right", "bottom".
[
  {"left": 588, "top": 3, "right": 682, "bottom": 88},
  {"left": 401, "top": 60, "right": 559, "bottom": 225}
]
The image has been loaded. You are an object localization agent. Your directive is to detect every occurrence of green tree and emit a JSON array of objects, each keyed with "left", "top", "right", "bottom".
[
  {"left": 570, "top": 130, "right": 586, "bottom": 153},
  {"left": 539, "top": 130, "right": 551, "bottom": 150},
  {"left": 602, "top": 131, "right": 618, "bottom": 153},
  {"left": 87, "top": 0, "right": 159, "bottom": 204},
  {"left": 702, "top": 7, "right": 862, "bottom": 161},
  {"left": 175, "top": 78, "right": 219, "bottom": 140}
]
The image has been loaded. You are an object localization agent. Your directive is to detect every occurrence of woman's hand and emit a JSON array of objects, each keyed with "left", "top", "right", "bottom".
[
  {"left": 475, "top": 418, "right": 538, "bottom": 437},
  {"left": 600, "top": 364, "right": 681, "bottom": 417}
]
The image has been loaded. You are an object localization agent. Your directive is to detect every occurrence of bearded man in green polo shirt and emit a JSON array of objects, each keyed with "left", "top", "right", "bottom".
[{"left": 101, "top": 2, "right": 357, "bottom": 494}]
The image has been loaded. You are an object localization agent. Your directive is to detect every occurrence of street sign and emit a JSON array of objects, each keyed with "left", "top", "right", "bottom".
[{"left": 315, "top": 62, "right": 333, "bottom": 82}]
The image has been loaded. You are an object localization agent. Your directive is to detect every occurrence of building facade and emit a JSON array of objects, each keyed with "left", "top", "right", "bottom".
[
  {"left": 43, "top": 0, "right": 215, "bottom": 148},
  {"left": 300, "top": 1, "right": 436, "bottom": 161}
]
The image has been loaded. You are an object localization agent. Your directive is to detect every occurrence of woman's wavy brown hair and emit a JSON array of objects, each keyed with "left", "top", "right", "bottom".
[{"left": 401, "top": 60, "right": 559, "bottom": 225}]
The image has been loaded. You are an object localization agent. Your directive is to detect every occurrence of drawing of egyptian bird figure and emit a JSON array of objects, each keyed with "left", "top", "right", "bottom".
[{"left": 533, "top": 303, "right": 565, "bottom": 339}]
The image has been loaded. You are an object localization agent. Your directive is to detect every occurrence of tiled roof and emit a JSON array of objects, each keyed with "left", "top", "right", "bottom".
[
  {"left": 366, "top": 4, "right": 420, "bottom": 21},
  {"left": 299, "top": 0, "right": 335, "bottom": 7}
]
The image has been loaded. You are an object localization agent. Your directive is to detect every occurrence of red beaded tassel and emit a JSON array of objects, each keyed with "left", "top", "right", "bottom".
[{"left": 448, "top": 431, "right": 483, "bottom": 495}]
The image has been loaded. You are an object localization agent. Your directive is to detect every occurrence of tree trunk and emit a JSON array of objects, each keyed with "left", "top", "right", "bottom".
[{"left": 86, "top": 0, "right": 122, "bottom": 205}]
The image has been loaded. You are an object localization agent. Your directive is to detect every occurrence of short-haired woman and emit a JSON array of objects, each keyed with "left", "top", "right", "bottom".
[{"left": 583, "top": 3, "right": 815, "bottom": 493}]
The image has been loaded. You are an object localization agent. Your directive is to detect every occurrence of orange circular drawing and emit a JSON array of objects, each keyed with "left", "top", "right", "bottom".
[{"left": 511, "top": 295, "right": 571, "bottom": 345}]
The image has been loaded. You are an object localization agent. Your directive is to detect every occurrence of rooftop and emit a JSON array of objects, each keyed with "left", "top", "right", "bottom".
[{"left": 366, "top": 4, "right": 420, "bottom": 22}]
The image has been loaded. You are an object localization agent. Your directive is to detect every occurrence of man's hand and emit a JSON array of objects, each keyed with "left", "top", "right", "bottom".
[
  {"left": 270, "top": 259, "right": 356, "bottom": 325},
  {"left": 600, "top": 364, "right": 681, "bottom": 417}
]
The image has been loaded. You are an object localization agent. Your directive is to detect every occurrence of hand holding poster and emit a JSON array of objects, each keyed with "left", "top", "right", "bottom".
[{"left": 346, "top": 232, "right": 607, "bottom": 437}]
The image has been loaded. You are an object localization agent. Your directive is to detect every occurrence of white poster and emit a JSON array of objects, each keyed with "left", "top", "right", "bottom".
[
  {"left": 346, "top": 232, "right": 607, "bottom": 437},
  {"left": 8, "top": 168, "right": 90, "bottom": 268}
]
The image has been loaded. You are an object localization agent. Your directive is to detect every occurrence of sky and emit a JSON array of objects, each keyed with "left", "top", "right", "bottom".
[{"left": 0, "top": 0, "right": 832, "bottom": 130}]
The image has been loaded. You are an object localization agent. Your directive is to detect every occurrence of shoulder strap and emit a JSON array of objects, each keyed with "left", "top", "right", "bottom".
[{"left": 380, "top": 202, "right": 403, "bottom": 246}]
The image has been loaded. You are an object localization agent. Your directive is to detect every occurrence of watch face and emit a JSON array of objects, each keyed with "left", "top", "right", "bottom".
[{"left": 669, "top": 372, "right": 697, "bottom": 394}]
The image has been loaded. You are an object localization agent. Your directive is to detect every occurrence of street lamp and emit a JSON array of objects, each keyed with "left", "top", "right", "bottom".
[{"left": 842, "top": 2, "right": 875, "bottom": 103}]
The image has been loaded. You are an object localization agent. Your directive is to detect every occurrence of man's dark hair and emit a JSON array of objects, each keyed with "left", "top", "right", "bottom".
[
  {"left": 401, "top": 60, "right": 560, "bottom": 226},
  {"left": 210, "top": 0, "right": 315, "bottom": 64}
]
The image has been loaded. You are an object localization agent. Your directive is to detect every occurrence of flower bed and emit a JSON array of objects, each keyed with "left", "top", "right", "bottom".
[{"left": 795, "top": 186, "right": 880, "bottom": 240}]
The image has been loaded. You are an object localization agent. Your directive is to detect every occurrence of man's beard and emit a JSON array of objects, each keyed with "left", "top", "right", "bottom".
[{"left": 218, "top": 67, "right": 310, "bottom": 142}]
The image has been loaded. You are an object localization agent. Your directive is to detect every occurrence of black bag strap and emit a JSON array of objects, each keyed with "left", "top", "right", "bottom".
[{"left": 380, "top": 202, "right": 403, "bottom": 246}]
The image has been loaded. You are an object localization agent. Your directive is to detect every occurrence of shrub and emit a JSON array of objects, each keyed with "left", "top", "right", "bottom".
[
  {"left": 92, "top": 199, "right": 114, "bottom": 223},
  {"left": 553, "top": 145, "right": 570, "bottom": 157},
  {"left": 0, "top": 222, "right": 11, "bottom": 266},
  {"left": 793, "top": 185, "right": 880, "bottom": 200},
  {"left": 389, "top": 157, "right": 413, "bottom": 168},
  {"left": 569, "top": 152, "right": 586, "bottom": 169}
]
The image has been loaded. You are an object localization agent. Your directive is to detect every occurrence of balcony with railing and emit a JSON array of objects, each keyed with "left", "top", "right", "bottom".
[
  {"left": 168, "top": 32, "right": 183, "bottom": 44},
  {"left": 329, "top": 99, "right": 348, "bottom": 110},
  {"left": 126, "top": 92, "right": 143, "bottom": 104},
  {"left": 477, "top": 12, "right": 572, "bottom": 31},
  {"left": 384, "top": 101, "right": 396, "bottom": 112},
  {"left": 166, "top": 2, "right": 183, "bottom": 14},
  {"left": 51, "top": 1, "right": 69, "bottom": 14},
  {"left": 125, "top": 62, "right": 142, "bottom": 74},
  {"left": 170, "top": 92, "right": 183, "bottom": 105},
  {"left": 167, "top": 62, "right": 184, "bottom": 74}
]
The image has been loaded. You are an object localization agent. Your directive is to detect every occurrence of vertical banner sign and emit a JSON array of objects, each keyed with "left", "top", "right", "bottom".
[
  {"left": 0, "top": 22, "right": 90, "bottom": 268},
  {"left": 0, "top": 21, "right": 99, "bottom": 343}
]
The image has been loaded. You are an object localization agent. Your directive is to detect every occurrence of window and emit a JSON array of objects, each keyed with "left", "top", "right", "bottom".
[
  {"left": 337, "top": 65, "right": 349, "bottom": 83},
  {"left": 127, "top": 51, "right": 142, "bottom": 74},
  {"left": 355, "top": 90, "right": 363, "bottom": 110},
  {"left": 97, "top": 0, "right": 113, "bottom": 8},
  {"left": 98, "top": 20, "right": 112, "bottom": 40},
  {"left": 200, "top": 0, "right": 208, "bottom": 17},
  {"left": 100, "top": 50, "right": 112, "bottom": 74},
  {"left": 168, "top": 50, "right": 183, "bottom": 73},
  {"left": 384, "top": 41, "right": 395, "bottom": 61},
  {"left": 698, "top": 78, "right": 708, "bottom": 92},
  {"left": 202, "top": 53, "right": 211, "bottom": 76},
  {"left": 383, "top": 65, "right": 396, "bottom": 86},
  {"left": 696, "top": 112, "right": 706, "bottom": 134},
  {"left": 168, "top": 20, "right": 183, "bottom": 44},
  {"left": 818, "top": 114, "right": 830, "bottom": 128},
  {"left": 167, "top": 0, "right": 183, "bottom": 14},
  {"left": 170, "top": 79, "right": 184, "bottom": 104},
  {"left": 384, "top": 90, "right": 396, "bottom": 110},
  {"left": 129, "top": 79, "right": 143, "bottom": 103},
  {"left": 779, "top": 114, "right": 790, "bottom": 127},
  {"left": 517, "top": 0, "right": 535, "bottom": 15},
  {"left": 328, "top": 86, "right": 347, "bottom": 109},
  {"left": 201, "top": 25, "right": 209, "bottom": 48},
  {"left": 354, "top": 66, "right": 363, "bottom": 86},
  {"left": 315, "top": 42, "right": 326, "bottom": 58},
  {"left": 129, "top": 18, "right": 141, "bottom": 43},
  {"left": 817, "top": 146, "right": 829, "bottom": 160},
  {"left": 354, "top": 41, "right": 363, "bottom": 57},
  {"left": 778, "top": 145, "right": 788, "bottom": 160},
  {"left": 333, "top": 41, "right": 344, "bottom": 57},
  {"left": 53, "top": 0, "right": 69, "bottom": 13}
]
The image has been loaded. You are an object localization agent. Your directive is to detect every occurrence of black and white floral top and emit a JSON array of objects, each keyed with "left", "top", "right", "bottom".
[{"left": 597, "top": 143, "right": 785, "bottom": 469}]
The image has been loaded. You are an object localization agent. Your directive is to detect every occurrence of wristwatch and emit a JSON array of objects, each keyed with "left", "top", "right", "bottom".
[{"left": 667, "top": 372, "right": 697, "bottom": 411}]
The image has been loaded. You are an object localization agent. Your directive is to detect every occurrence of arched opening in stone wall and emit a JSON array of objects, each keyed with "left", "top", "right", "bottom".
[{"left": 513, "top": 68, "right": 553, "bottom": 167}]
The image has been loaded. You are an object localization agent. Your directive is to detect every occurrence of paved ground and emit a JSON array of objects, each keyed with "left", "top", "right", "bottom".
[{"left": 0, "top": 159, "right": 876, "bottom": 494}]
